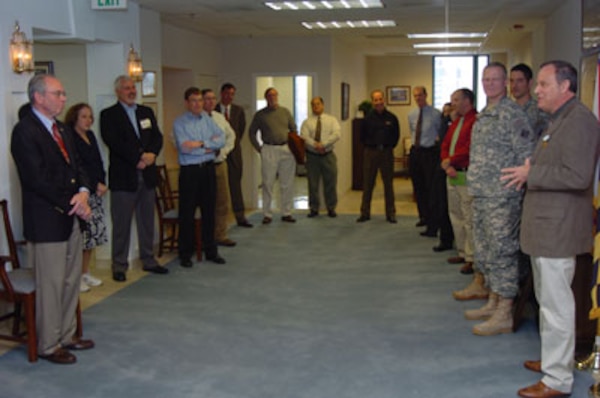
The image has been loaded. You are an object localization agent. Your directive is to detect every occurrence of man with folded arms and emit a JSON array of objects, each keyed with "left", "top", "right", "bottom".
[
  {"left": 502, "top": 60, "right": 600, "bottom": 398},
  {"left": 440, "top": 88, "right": 477, "bottom": 275},
  {"left": 249, "top": 87, "right": 298, "bottom": 224},
  {"left": 173, "top": 87, "right": 226, "bottom": 266},
  {"left": 12, "top": 74, "right": 94, "bottom": 364}
]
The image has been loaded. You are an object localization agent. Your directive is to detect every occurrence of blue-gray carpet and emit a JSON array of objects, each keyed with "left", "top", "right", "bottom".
[{"left": 0, "top": 214, "right": 594, "bottom": 398}]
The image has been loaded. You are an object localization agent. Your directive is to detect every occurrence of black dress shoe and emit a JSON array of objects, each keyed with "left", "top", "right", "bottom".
[
  {"left": 281, "top": 215, "right": 296, "bottom": 223},
  {"left": 327, "top": 209, "right": 337, "bottom": 218},
  {"left": 112, "top": 272, "right": 126, "bottom": 282},
  {"left": 143, "top": 265, "right": 169, "bottom": 274},
  {"left": 432, "top": 244, "right": 453, "bottom": 252},
  {"left": 40, "top": 348, "right": 76, "bottom": 364},
  {"left": 387, "top": 216, "right": 397, "bottom": 224},
  {"left": 64, "top": 338, "right": 95, "bottom": 351},
  {"left": 180, "top": 258, "right": 193, "bottom": 268},
  {"left": 207, "top": 255, "right": 226, "bottom": 264},
  {"left": 415, "top": 219, "right": 426, "bottom": 227},
  {"left": 307, "top": 210, "right": 319, "bottom": 218},
  {"left": 420, "top": 231, "right": 437, "bottom": 237},
  {"left": 356, "top": 215, "right": 370, "bottom": 222},
  {"left": 237, "top": 220, "right": 253, "bottom": 228},
  {"left": 262, "top": 216, "right": 272, "bottom": 224}
]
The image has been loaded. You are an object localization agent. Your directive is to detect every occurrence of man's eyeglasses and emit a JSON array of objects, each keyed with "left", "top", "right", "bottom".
[{"left": 45, "top": 90, "right": 67, "bottom": 98}]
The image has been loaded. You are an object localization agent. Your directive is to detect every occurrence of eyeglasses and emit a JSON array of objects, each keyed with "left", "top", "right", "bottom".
[{"left": 45, "top": 90, "right": 67, "bottom": 98}]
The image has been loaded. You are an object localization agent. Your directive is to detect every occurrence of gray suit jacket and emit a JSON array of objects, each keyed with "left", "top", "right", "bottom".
[{"left": 521, "top": 99, "right": 600, "bottom": 257}]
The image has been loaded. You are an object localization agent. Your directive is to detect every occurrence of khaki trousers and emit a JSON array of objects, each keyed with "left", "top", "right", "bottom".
[
  {"left": 215, "top": 161, "right": 231, "bottom": 242},
  {"left": 446, "top": 181, "right": 473, "bottom": 261}
]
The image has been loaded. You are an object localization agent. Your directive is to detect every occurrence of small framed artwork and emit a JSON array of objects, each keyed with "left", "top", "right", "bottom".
[
  {"left": 341, "top": 82, "right": 350, "bottom": 121},
  {"left": 34, "top": 61, "right": 54, "bottom": 75},
  {"left": 142, "top": 71, "right": 157, "bottom": 97},
  {"left": 386, "top": 85, "right": 411, "bottom": 106}
]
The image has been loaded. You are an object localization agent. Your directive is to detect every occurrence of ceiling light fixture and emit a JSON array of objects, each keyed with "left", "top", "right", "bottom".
[
  {"left": 127, "top": 43, "right": 143, "bottom": 82},
  {"left": 413, "top": 42, "right": 481, "bottom": 49},
  {"left": 408, "top": 32, "right": 487, "bottom": 39},
  {"left": 417, "top": 50, "right": 479, "bottom": 56},
  {"left": 302, "top": 19, "right": 395, "bottom": 29},
  {"left": 265, "top": 0, "right": 383, "bottom": 10}
]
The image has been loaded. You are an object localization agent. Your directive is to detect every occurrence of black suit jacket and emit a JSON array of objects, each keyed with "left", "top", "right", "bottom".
[
  {"left": 11, "top": 112, "right": 91, "bottom": 242},
  {"left": 100, "top": 102, "right": 163, "bottom": 191},
  {"left": 217, "top": 103, "right": 246, "bottom": 147}
]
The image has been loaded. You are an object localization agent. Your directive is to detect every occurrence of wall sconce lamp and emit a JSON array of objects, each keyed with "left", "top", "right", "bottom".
[
  {"left": 127, "top": 43, "right": 143, "bottom": 82},
  {"left": 10, "top": 21, "right": 34, "bottom": 73}
]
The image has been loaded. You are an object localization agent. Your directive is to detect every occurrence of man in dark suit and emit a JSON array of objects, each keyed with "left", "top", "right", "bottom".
[
  {"left": 217, "top": 83, "right": 252, "bottom": 227},
  {"left": 100, "top": 75, "right": 166, "bottom": 282},
  {"left": 502, "top": 60, "right": 600, "bottom": 398},
  {"left": 11, "top": 74, "right": 94, "bottom": 364}
]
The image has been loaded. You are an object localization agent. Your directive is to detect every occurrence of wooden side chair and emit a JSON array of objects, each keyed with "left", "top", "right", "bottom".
[
  {"left": 0, "top": 199, "right": 82, "bottom": 362},
  {"left": 155, "top": 165, "right": 202, "bottom": 261}
]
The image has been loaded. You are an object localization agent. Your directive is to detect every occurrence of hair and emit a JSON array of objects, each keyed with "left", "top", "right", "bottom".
[
  {"left": 201, "top": 88, "right": 214, "bottom": 97},
  {"left": 540, "top": 60, "right": 578, "bottom": 94},
  {"left": 28, "top": 74, "right": 49, "bottom": 103},
  {"left": 455, "top": 88, "right": 475, "bottom": 105},
  {"left": 370, "top": 89, "right": 384, "bottom": 99},
  {"left": 113, "top": 75, "right": 133, "bottom": 92},
  {"left": 414, "top": 86, "right": 427, "bottom": 96},
  {"left": 64, "top": 103, "right": 93, "bottom": 128},
  {"left": 184, "top": 86, "right": 201, "bottom": 100},
  {"left": 221, "top": 82, "right": 236, "bottom": 92},
  {"left": 264, "top": 87, "right": 277, "bottom": 98},
  {"left": 510, "top": 63, "right": 533, "bottom": 81},
  {"left": 312, "top": 96, "right": 324, "bottom": 105},
  {"left": 484, "top": 62, "right": 507, "bottom": 78}
]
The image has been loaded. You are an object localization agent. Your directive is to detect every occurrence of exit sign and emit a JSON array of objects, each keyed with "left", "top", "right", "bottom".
[{"left": 92, "top": 0, "right": 127, "bottom": 10}]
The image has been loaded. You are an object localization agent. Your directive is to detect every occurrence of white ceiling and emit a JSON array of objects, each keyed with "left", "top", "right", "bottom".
[{"left": 134, "top": 0, "right": 571, "bottom": 55}]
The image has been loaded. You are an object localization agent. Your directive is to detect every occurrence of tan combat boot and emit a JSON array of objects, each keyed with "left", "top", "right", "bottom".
[
  {"left": 472, "top": 297, "right": 513, "bottom": 336},
  {"left": 464, "top": 292, "right": 499, "bottom": 320},
  {"left": 452, "top": 271, "right": 489, "bottom": 301}
]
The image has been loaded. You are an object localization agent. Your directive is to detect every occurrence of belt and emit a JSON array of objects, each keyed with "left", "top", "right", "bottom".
[
  {"left": 182, "top": 161, "right": 214, "bottom": 168},
  {"left": 264, "top": 142, "right": 287, "bottom": 146},
  {"left": 454, "top": 167, "right": 468, "bottom": 172},
  {"left": 366, "top": 145, "right": 389, "bottom": 151},
  {"left": 413, "top": 145, "right": 436, "bottom": 152},
  {"left": 307, "top": 150, "right": 332, "bottom": 156}
]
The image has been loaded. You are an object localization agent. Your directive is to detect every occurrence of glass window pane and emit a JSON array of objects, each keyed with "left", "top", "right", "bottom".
[{"left": 433, "top": 56, "right": 474, "bottom": 109}]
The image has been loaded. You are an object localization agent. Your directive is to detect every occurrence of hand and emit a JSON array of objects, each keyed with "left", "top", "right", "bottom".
[
  {"left": 445, "top": 166, "right": 457, "bottom": 178},
  {"left": 181, "top": 140, "right": 202, "bottom": 153},
  {"left": 136, "top": 160, "right": 147, "bottom": 170},
  {"left": 314, "top": 142, "right": 325, "bottom": 154},
  {"left": 141, "top": 152, "right": 156, "bottom": 166},
  {"left": 500, "top": 158, "right": 531, "bottom": 191},
  {"left": 69, "top": 191, "right": 92, "bottom": 221},
  {"left": 96, "top": 183, "right": 108, "bottom": 197}
]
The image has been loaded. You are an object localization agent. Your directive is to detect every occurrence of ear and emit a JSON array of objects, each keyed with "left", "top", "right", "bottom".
[{"left": 558, "top": 78, "right": 570, "bottom": 94}]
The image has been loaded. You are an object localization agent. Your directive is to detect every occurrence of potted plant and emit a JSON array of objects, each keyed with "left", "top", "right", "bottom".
[{"left": 358, "top": 100, "right": 372, "bottom": 118}]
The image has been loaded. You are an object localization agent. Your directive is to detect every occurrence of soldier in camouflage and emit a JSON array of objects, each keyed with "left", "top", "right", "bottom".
[
  {"left": 453, "top": 62, "right": 536, "bottom": 336},
  {"left": 510, "top": 63, "right": 548, "bottom": 138}
]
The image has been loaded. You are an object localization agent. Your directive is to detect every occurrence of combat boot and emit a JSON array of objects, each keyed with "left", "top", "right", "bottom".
[
  {"left": 452, "top": 271, "right": 488, "bottom": 301},
  {"left": 472, "top": 297, "right": 513, "bottom": 336},
  {"left": 464, "top": 292, "right": 498, "bottom": 320}
]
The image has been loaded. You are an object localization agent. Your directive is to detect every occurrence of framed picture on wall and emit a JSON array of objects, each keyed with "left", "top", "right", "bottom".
[
  {"left": 34, "top": 61, "right": 54, "bottom": 75},
  {"left": 341, "top": 82, "right": 350, "bottom": 121},
  {"left": 142, "top": 71, "right": 157, "bottom": 97},
  {"left": 386, "top": 85, "right": 411, "bottom": 106}
]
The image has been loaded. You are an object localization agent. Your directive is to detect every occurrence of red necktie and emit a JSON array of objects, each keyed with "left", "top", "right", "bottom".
[{"left": 52, "top": 123, "right": 70, "bottom": 163}]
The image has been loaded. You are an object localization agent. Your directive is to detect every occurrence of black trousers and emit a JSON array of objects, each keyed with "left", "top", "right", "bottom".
[
  {"left": 409, "top": 146, "right": 438, "bottom": 224},
  {"left": 178, "top": 163, "right": 218, "bottom": 260},
  {"left": 426, "top": 164, "right": 454, "bottom": 245}
]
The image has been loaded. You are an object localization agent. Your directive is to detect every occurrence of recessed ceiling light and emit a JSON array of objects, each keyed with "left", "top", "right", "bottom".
[
  {"left": 408, "top": 32, "right": 487, "bottom": 39},
  {"left": 303, "top": 20, "right": 395, "bottom": 29},
  {"left": 417, "top": 50, "right": 479, "bottom": 55},
  {"left": 265, "top": 0, "right": 384, "bottom": 10},
  {"left": 413, "top": 42, "right": 481, "bottom": 49}
]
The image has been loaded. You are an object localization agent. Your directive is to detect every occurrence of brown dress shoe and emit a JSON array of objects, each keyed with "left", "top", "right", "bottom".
[
  {"left": 447, "top": 256, "right": 465, "bottom": 264},
  {"left": 460, "top": 262, "right": 474, "bottom": 274},
  {"left": 524, "top": 359, "right": 542, "bottom": 373},
  {"left": 39, "top": 348, "right": 77, "bottom": 364},
  {"left": 517, "top": 381, "right": 570, "bottom": 397},
  {"left": 218, "top": 238, "right": 237, "bottom": 247},
  {"left": 64, "top": 338, "right": 95, "bottom": 351}
]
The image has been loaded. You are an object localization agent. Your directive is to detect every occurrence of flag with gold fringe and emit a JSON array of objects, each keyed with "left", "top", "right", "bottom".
[{"left": 589, "top": 54, "right": 600, "bottom": 320}]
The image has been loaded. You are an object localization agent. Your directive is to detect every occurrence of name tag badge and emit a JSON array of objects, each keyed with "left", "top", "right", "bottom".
[{"left": 140, "top": 118, "right": 152, "bottom": 129}]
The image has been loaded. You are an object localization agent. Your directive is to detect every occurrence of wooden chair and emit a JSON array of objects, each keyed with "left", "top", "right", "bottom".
[
  {"left": 155, "top": 165, "right": 202, "bottom": 261},
  {"left": 0, "top": 199, "right": 82, "bottom": 362}
]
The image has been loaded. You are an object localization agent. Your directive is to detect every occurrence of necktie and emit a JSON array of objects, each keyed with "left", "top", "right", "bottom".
[
  {"left": 414, "top": 108, "right": 423, "bottom": 148},
  {"left": 52, "top": 123, "right": 70, "bottom": 163},
  {"left": 314, "top": 116, "right": 322, "bottom": 142},
  {"left": 449, "top": 116, "right": 464, "bottom": 156},
  {"left": 224, "top": 106, "right": 229, "bottom": 121}
]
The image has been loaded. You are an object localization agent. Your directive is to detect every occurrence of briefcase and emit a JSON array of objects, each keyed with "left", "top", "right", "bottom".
[{"left": 287, "top": 132, "right": 306, "bottom": 165}]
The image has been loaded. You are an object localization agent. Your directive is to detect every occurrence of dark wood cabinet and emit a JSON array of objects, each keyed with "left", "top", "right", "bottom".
[{"left": 351, "top": 118, "right": 364, "bottom": 190}]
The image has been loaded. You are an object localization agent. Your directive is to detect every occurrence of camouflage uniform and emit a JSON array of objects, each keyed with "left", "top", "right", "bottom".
[
  {"left": 468, "top": 97, "right": 536, "bottom": 298},
  {"left": 521, "top": 97, "right": 549, "bottom": 139}
]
